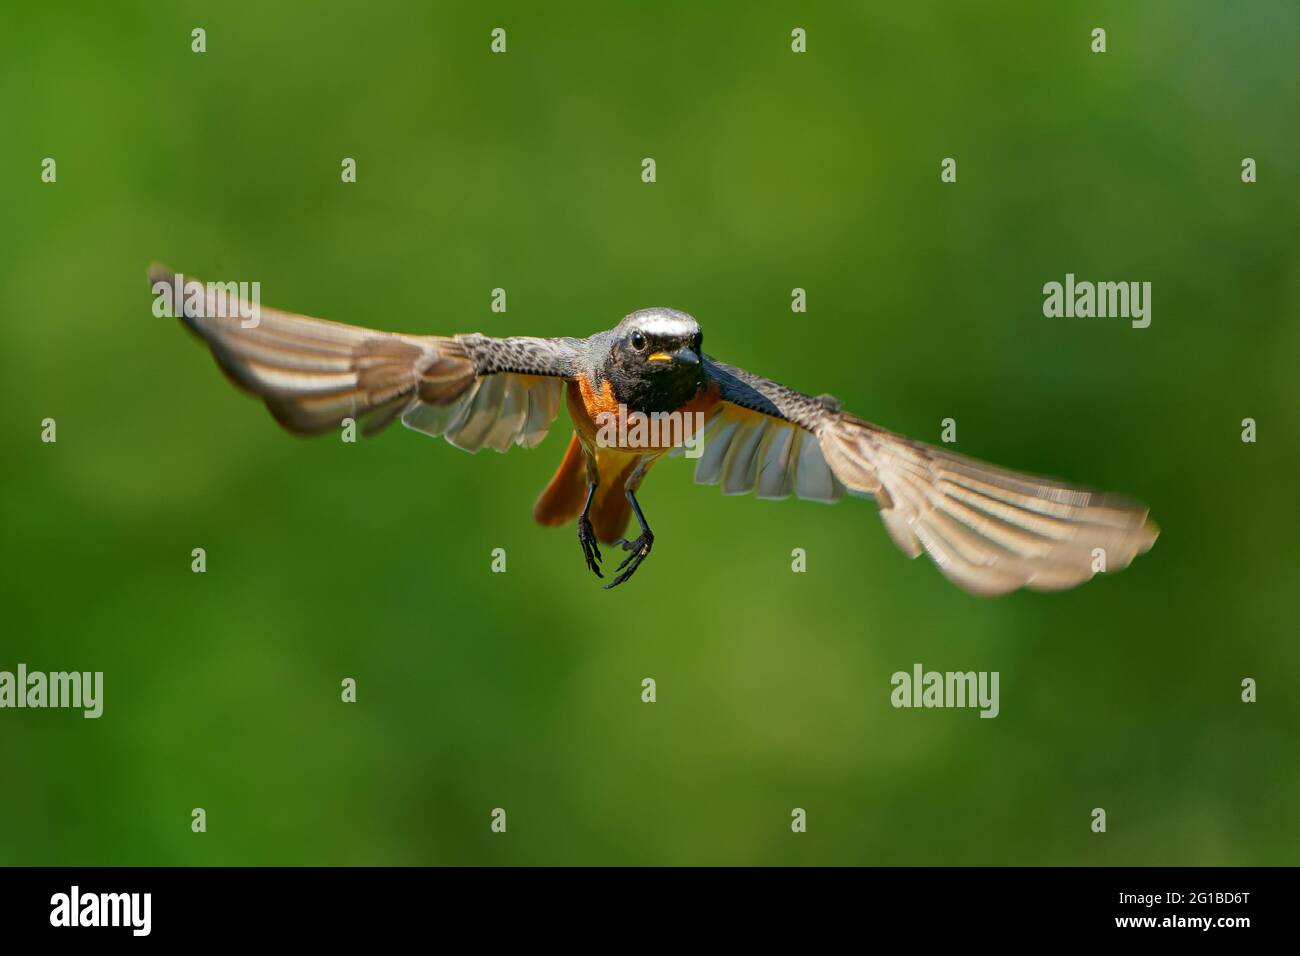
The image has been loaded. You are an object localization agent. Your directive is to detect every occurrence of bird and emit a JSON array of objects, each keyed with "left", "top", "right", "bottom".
[{"left": 151, "top": 263, "right": 1159, "bottom": 594}]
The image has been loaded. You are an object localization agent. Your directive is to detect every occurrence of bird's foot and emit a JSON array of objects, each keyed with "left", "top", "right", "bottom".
[
  {"left": 602, "top": 531, "right": 654, "bottom": 589},
  {"left": 577, "top": 517, "right": 603, "bottom": 578}
]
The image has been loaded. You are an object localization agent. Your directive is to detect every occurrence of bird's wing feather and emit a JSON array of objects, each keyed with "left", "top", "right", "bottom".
[
  {"left": 685, "top": 357, "right": 846, "bottom": 503},
  {"left": 683, "top": 402, "right": 846, "bottom": 503},
  {"left": 701, "top": 355, "right": 1159, "bottom": 595},
  {"left": 155, "top": 264, "right": 577, "bottom": 451}
]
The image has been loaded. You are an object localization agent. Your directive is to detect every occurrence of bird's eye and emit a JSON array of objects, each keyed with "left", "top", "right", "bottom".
[{"left": 630, "top": 332, "right": 647, "bottom": 352}]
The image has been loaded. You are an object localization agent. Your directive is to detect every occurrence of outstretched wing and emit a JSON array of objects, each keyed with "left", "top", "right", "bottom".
[
  {"left": 402, "top": 334, "right": 577, "bottom": 452},
  {"left": 685, "top": 358, "right": 847, "bottom": 503},
  {"left": 700, "top": 355, "right": 1159, "bottom": 596},
  {"left": 153, "top": 264, "right": 580, "bottom": 452}
]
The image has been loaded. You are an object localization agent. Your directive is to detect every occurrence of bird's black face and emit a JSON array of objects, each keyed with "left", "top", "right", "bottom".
[{"left": 605, "top": 308, "right": 706, "bottom": 412}]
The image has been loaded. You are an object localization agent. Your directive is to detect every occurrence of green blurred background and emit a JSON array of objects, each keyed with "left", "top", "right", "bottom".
[{"left": 1, "top": 1, "right": 1297, "bottom": 865}]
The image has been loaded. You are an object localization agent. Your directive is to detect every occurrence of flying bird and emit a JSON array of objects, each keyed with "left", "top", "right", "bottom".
[{"left": 152, "top": 264, "right": 1158, "bottom": 593}]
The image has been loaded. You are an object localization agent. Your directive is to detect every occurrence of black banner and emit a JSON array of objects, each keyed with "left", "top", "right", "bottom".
[{"left": 0, "top": 867, "right": 1280, "bottom": 941}]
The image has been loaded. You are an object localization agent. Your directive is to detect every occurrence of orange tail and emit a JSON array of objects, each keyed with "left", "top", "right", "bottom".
[
  {"left": 533, "top": 433, "right": 588, "bottom": 528},
  {"left": 532, "top": 433, "right": 641, "bottom": 544}
]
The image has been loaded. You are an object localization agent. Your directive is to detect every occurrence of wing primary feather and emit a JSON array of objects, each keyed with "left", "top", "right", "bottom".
[
  {"left": 700, "top": 352, "right": 1157, "bottom": 594},
  {"left": 156, "top": 264, "right": 572, "bottom": 449}
]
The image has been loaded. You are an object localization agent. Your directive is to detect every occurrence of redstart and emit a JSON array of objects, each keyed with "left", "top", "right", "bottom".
[{"left": 153, "top": 264, "right": 1158, "bottom": 593}]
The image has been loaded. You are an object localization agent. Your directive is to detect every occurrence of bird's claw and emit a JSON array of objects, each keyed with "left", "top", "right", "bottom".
[
  {"left": 603, "top": 531, "right": 653, "bottom": 589},
  {"left": 577, "top": 517, "right": 603, "bottom": 578}
]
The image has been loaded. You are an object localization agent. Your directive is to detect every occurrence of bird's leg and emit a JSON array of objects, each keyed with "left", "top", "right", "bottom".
[
  {"left": 577, "top": 482, "right": 603, "bottom": 578},
  {"left": 576, "top": 449, "right": 602, "bottom": 578},
  {"left": 605, "top": 463, "right": 656, "bottom": 589}
]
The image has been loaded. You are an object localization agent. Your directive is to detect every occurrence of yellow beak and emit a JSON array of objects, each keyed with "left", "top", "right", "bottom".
[{"left": 647, "top": 351, "right": 672, "bottom": 363}]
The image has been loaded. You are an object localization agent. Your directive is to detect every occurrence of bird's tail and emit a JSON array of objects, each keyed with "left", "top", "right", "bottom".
[{"left": 533, "top": 434, "right": 640, "bottom": 543}]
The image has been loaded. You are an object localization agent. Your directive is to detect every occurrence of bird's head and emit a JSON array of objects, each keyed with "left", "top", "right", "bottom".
[{"left": 605, "top": 308, "right": 705, "bottom": 410}]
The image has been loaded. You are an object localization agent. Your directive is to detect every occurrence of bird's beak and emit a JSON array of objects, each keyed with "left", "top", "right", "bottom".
[{"left": 648, "top": 348, "right": 699, "bottom": 366}]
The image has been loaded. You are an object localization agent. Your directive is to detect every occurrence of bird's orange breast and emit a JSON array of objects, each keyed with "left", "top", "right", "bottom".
[
  {"left": 570, "top": 374, "right": 620, "bottom": 439},
  {"left": 568, "top": 375, "right": 721, "bottom": 452}
]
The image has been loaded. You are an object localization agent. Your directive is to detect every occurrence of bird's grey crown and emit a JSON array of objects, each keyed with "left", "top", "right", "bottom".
[{"left": 617, "top": 307, "right": 700, "bottom": 340}]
